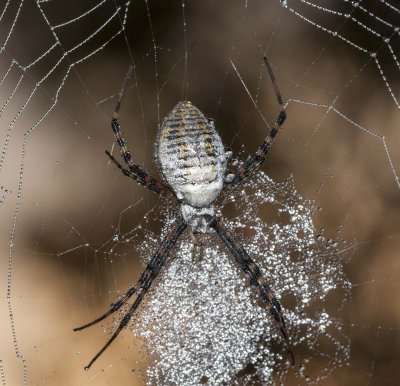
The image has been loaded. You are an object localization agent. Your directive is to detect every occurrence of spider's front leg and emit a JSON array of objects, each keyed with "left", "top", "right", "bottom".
[
  {"left": 108, "top": 65, "right": 177, "bottom": 202},
  {"left": 74, "top": 217, "right": 187, "bottom": 370},
  {"left": 211, "top": 218, "right": 295, "bottom": 365},
  {"left": 226, "top": 56, "right": 286, "bottom": 187}
]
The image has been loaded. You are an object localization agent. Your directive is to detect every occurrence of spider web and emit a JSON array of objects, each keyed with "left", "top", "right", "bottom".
[{"left": 0, "top": 0, "right": 399, "bottom": 385}]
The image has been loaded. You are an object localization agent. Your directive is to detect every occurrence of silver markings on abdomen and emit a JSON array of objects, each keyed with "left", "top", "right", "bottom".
[{"left": 156, "top": 101, "right": 227, "bottom": 207}]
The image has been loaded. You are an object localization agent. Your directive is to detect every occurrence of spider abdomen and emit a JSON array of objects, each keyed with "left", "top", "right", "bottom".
[{"left": 156, "top": 101, "right": 226, "bottom": 207}]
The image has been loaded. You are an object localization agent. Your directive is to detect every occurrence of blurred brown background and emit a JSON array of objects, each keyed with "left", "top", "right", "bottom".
[{"left": 0, "top": 0, "right": 399, "bottom": 385}]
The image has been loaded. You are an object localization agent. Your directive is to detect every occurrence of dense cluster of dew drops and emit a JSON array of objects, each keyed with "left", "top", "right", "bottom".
[{"left": 124, "top": 170, "right": 352, "bottom": 385}]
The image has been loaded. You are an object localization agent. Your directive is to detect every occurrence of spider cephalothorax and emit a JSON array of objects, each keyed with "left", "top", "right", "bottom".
[
  {"left": 180, "top": 203, "right": 216, "bottom": 234},
  {"left": 74, "top": 57, "right": 294, "bottom": 370}
]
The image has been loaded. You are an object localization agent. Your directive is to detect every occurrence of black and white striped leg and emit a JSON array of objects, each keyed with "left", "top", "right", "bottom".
[
  {"left": 105, "top": 150, "right": 175, "bottom": 198},
  {"left": 211, "top": 218, "right": 295, "bottom": 365},
  {"left": 226, "top": 56, "right": 287, "bottom": 187},
  {"left": 73, "top": 285, "right": 137, "bottom": 332},
  {"left": 74, "top": 218, "right": 187, "bottom": 370},
  {"left": 109, "top": 65, "right": 177, "bottom": 200}
]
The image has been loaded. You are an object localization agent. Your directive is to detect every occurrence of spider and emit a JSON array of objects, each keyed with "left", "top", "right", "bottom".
[{"left": 74, "top": 56, "right": 294, "bottom": 369}]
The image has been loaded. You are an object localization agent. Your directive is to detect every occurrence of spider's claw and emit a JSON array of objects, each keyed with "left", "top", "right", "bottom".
[
  {"left": 272, "top": 310, "right": 295, "bottom": 365},
  {"left": 85, "top": 326, "right": 123, "bottom": 371},
  {"left": 82, "top": 317, "right": 128, "bottom": 371}
]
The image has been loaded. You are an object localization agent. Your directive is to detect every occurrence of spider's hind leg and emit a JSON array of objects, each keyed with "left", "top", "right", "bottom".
[
  {"left": 73, "top": 285, "right": 137, "bottom": 332},
  {"left": 211, "top": 217, "right": 295, "bottom": 365},
  {"left": 74, "top": 218, "right": 187, "bottom": 370}
]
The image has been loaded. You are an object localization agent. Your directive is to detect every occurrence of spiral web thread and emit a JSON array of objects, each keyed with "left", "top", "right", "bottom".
[
  {"left": 0, "top": 1, "right": 130, "bottom": 384},
  {"left": 282, "top": 0, "right": 399, "bottom": 109}
]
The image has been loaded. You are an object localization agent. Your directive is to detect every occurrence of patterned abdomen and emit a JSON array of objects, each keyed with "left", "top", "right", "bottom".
[{"left": 156, "top": 101, "right": 226, "bottom": 207}]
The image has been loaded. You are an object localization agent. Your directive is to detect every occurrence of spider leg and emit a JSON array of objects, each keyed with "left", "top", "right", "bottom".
[
  {"left": 75, "top": 217, "right": 187, "bottom": 370},
  {"left": 211, "top": 218, "right": 295, "bottom": 365},
  {"left": 109, "top": 65, "right": 177, "bottom": 201},
  {"left": 73, "top": 286, "right": 137, "bottom": 331},
  {"left": 225, "top": 56, "right": 286, "bottom": 187},
  {"left": 105, "top": 150, "right": 176, "bottom": 199}
]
